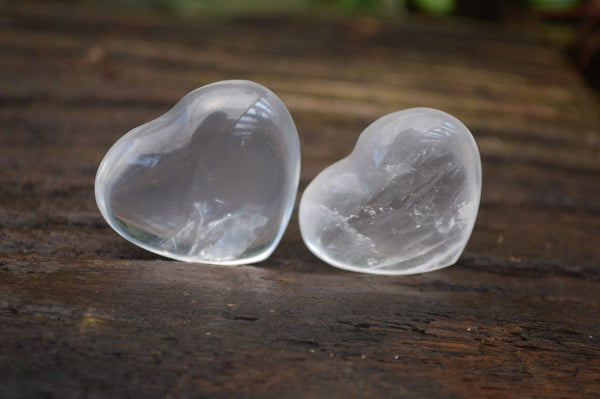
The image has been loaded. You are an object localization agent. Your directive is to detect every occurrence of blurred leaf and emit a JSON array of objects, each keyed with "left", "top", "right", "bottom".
[
  {"left": 527, "top": 0, "right": 581, "bottom": 9},
  {"left": 412, "top": 0, "right": 455, "bottom": 14}
]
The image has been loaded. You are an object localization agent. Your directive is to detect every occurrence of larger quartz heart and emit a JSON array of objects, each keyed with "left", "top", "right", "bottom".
[
  {"left": 95, "top": 80, "right": 300, "bottom": 265},
  {"left": 299, "top": 108, "right": 481, "bottom": 275}
]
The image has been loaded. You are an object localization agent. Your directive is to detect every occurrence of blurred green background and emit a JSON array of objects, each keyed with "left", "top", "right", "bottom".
[{"left": 86, "top": 0, "right": 583, "bottom": 16}]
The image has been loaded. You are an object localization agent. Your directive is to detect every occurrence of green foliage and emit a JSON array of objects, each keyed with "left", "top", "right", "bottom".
[
  {"left": 89, "top": 0, "right": 583, "bottom": 16},
  {"left": 527, "top": 0, "right": 581, "bottom": 9},
  {"left": 412, "top": 0, "right": 455, "bottom": 14}
]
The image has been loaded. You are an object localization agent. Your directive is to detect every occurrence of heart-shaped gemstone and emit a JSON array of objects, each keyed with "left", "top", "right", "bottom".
[
  {"left": 299, "top": 108, "right": 481, "bottom": 275},
  {"left": 95, "top": 80, "right": 300, "bottom": 264}
]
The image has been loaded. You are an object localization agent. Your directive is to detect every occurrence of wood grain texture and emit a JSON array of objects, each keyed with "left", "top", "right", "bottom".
[{"left": 1, "top": 2, "right": 599, "bottom": 398}]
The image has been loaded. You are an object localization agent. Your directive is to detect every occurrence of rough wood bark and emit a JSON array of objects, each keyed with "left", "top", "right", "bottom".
[{"left": 1, "top": 2, "right": 599, "bottom": 398}]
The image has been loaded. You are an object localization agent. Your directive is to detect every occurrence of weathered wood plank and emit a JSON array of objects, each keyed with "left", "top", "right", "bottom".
[{"left": 1, "top": 2, "right": 599, "bottom": 398}]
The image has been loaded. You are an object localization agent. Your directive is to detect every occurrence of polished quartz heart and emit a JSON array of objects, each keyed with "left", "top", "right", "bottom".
[
  {"left": 95, "top": 80, "right": 300, "bottom": 264},
  {"left": 299, "top": 108, "right": 481, "bottom": 275}
]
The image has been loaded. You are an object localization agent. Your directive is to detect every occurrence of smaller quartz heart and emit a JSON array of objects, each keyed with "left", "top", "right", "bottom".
[
  {"left": 95, "top": 80, "right": 300, "bottom": 265},
  {"left": 299, "top": 108, "right": 481, "bottom": 275}
]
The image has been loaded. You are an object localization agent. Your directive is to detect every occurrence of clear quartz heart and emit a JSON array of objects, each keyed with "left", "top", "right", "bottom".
[
  {"left": 95, "top": 80, "right": 300, "bottom": 265},
  {"left": 299, "top": 108, "right": 481, "bottom": 275}
]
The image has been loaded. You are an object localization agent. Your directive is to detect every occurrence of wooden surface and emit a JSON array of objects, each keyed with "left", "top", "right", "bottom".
[{"left": 1, "top": 2, "right": 600, "bottom": 398}]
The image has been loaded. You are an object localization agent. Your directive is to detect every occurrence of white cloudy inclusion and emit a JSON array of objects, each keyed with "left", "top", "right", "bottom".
[
  {"left": 299, "top": 108, "right": 481, "bottom": 275},
  {"left": 95, "top": 80, "right": 300, "bottom": 265}
]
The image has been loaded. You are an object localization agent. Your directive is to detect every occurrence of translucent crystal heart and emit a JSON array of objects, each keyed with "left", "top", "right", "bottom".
[
  {"left": 299, "top": 108, "right": 481, "bottom": 275},
  {"left": 95, "top": 80, "right": 300, "bottom": 265}
]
